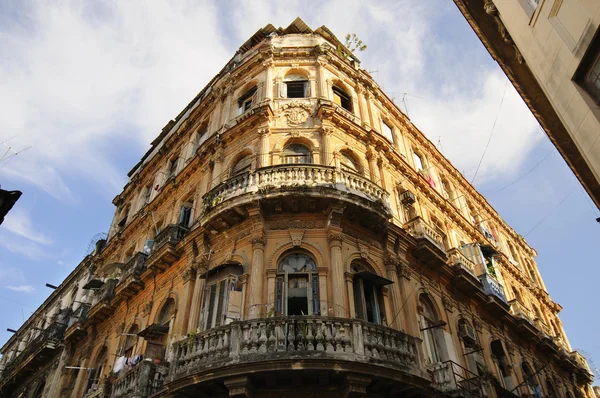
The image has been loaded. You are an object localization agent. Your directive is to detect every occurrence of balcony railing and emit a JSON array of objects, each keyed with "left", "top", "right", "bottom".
[
  {"left": 432, "top": 360, "right": 483, "bottom": 396},
  {"left": 115, "top": 253, "right": 147, "bottom": 301},
  {"left": 534, "top": 318, "right": 554, "bottom": 338},
  {"left": 153, "top": 225, "right": 188, "bottom": 253},
  {"left": 169, "top": 316, "right": 420, "bottom": 382},
  {"left": 479, "top": 273, "right": 507, "bottom": 303},
  {"left": 86, "top": 279, "right": 117, "bottom": 323},
  {"left": 0, "top": 322, "right": 66, "bottom": 385},
  {"left": 202, "top": 165, "right": 390, "bottom": 216},
  {"left": 509, "top": 301, "right": 533, "bottom": 322},
  {"left": 405, "top": 217, "right": 445, "bottom": 251},
  {"left": 64, "top": 303, "right": 91, "bottom": 341},
  {"left": 110, "top": 360, "right": 167, "bottom": 398},
  {"left": 447, "top": 248, "right": 477, "bottom": 277}
]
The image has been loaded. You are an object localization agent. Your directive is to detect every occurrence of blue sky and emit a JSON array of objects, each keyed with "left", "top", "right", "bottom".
[{"left": 0, "top": 0, "right": 598, "bottom": 379}]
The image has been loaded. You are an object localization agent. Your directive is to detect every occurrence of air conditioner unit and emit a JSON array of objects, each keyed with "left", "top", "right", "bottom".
[
  {"left": 400, "top": 190, "right": 416, "bottom": 206},
  {"left": 459, "top": 322, "right": 477, "bottom": 343}
]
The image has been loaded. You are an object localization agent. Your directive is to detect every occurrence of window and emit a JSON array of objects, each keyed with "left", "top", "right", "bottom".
[
  {"left": 284, "top": 74, "right": 309, "bottom": 98},
  {"left": 491, "top": 340, "right": 514, "bottom": 389},
  {"left": 142, "top": 185, "right": 152, "bottom": 207},
  {"left": 86, "top": 346, "right": 107, "bottom": 393},
  {"left": 200, "top": 264, "right": 243, "bottom": 330},
  {"left": 167, "top": 158, "right": 178, "bottom": 179},
  {"left": 419, "top": 295, "right": 444, "bottom": 364},
  {"left": 351, "top": 262, "right": 390, "bottom": 325},
  {"left": 237, "top": 86, "right": 257, "bottom": 114},
  {"left": 283, "top": 143, "right": 312, "bottom": 164},
  {"left": 179, "top": 201, "right": 193, "bottom": 228},
  {"left": 413, "top": 152, "right": 424, "bottom": 171},
  {"left": 332, "top": 86, "right": 352, "bottom": 111},
  {"left": 191, "top": 126, "right": 208, "bottom": 155},
  {"left": 458, "top": 319, "right": 483, "bottom": 375},
  {"left": 340, "top": 150, "right": 360, "bottom": 173},
  {"left": 442, "top": 179, "right": 455, "bottom": 201},
  {"left": 276, "top": 252, "right": 319, "bottom": 316},
  {"left": 231, "top": 155, "right": 252, "bottom": 176},
  {"left": 381, "top": 120, "right": 394, "bottom": 143},
  {"left": 122, "top": 324, "right": 139, "bottom": 358}
]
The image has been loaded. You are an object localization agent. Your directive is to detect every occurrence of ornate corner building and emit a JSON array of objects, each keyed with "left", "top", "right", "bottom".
[{"left": 0, "top": 18, "right": 594, "bottom": 398}]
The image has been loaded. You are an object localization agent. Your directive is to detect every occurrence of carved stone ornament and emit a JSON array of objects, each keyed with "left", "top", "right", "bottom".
[
  {"left": 182, "top": 266, "right": 197, "bottom": 283},
  {"left": 289, "top": 231, "right": 304, "bottom": 247},
  {"left": 279, "top": 101, "right": 313, "bottom": 126},
  {"left": 141, "top": 300, "right": 153, "bottom": 317},
  {"left": 442, "top": 296, "right": 454, "bottom": 312},
  {"left": 358, "top": 242, "right": 369, "bottom": 259},
  {"left": 328, "top": 233, "right": 343, "bottom": 247},
  {"left": 268, "top": 220, "right": 325, "bottom": 229}
]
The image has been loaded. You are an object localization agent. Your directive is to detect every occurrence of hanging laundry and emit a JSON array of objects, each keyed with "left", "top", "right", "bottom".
[
  {"left": 427, "top": 173, "right": 436, "bottom": 188},
  {"left": 114, "top": 356, "right": 127, "bottom": 373}
]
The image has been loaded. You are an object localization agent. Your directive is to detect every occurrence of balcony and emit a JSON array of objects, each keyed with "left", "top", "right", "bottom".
[
  {"left": 201, "top": 165, "right": 392, "bottom": 232},
  {"left": 114, "top": 252, "right": 147, "bottom": 302},
  {"left": 479, "top": 274, "right": 509, "bottom": 315},
  {"left": 406, "top": 217, "right": 447, "bottom": 268},
  {"left": 571, "top": 351, "right": 594, "bottom": 384},
  {"left": 508, "top": 301, "right": 537, "bottom": 339},
  {"left": 534, "top": 318, "right": 559, "bottom": 355},
  {"left": 64, "top": 303, "right": 91, "bottom": 342},
  {"left": 86, "top": 278, "right": 117, "bottom": 325},
  {"left": 110, "top": 360, "right": 167, "bottom": 398},
  {"left": 166, "top": 316, "right": 422, "bottom": 396},
  {"left": 431, "top": 360, "right": 483, "bottom": 397},
  {"left": 447, "top": 248, "right": 482, "bottom": 293},
  {"left": 0, "top": 322, "right": 66, "bottom": 389},
  {"left": 145, "top": 225, "right": 188, "bottom": 272}
]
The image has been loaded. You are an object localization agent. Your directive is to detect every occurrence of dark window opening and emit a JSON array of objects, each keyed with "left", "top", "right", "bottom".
[
  {"left": 286, "top": 81, "right": 308, "bottom": 98},
  {"left": 333, "top": 86, "right": 352, "bottom": 111},
  {"left": 575, "top": 27, "right": 600, "bottom": 104},
  {"left": 238, "top": 86, "right": 257, "bottom": 114}
]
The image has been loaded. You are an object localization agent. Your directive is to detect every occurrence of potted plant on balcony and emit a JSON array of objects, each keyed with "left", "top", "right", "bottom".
[{"left": 154, "top": 353, "right": 162, "bottom": 365}]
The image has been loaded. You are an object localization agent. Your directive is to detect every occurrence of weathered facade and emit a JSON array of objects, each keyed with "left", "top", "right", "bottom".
[
  {"left": 0, "top": 18, "right": 594, "bottom": 398},
  {"left": 453, "top": 0, "right": 600, "bottom": 210}
]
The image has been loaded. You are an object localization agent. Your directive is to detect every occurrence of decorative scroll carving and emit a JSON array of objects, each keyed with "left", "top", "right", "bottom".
[
  {"left": 268, "top": 220, "right": 325, "bottom": 230},
  {"left": 278, "top": 101, "right": 313, "bottom": 127},
  {"left": 289, "top": 231, "right": 304, "bottom": 247}
]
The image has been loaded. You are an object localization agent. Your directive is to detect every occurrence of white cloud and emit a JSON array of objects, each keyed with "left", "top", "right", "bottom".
[
  {"left": 3, "top": 207, "right": 52, "bottom": 245},
  {"left": 0, "top": 0, "right": 541, "bottom": 201},
  {"left": 4, "top": 285, "right": 35, "bottom": 293}
]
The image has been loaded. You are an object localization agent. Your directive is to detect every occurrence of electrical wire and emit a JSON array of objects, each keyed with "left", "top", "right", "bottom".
[
  {"left": 494, "top": 149, "right": 555, "bottom": 193},
  {"left": 524, "top": 190, "right": 573, "bottom": 237},
  {"left": 471, "top": 80, "right": 509, "bottom": 184}
]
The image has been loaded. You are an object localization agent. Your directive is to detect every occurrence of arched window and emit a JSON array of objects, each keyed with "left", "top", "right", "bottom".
[
  {"left": 231, "top": 155, "right": 252, "bottom": 176},
  {"left": 237, "top": 85, "right": 257, "bottom": 114},
  {"left": 546, "top": 379, "right": 558, "bottom": 398},
  {"left": 284, "top": 74, "right": 309, "bottom": 98},
  {"left": 340, "top": 150, "right": 360, "bottom": 173},
  {"left": 276, "top": 252, "right": 319, "bottom": 316},
  {"left": 157, "top": 298, "right": 175, "bottom": 327},
  {"left": 419, "top": 295, "right": 445, "bottom": 364},
  {"left": 442, "top": 179, "right": 455, "bottom": 201},
  {"left": 458, "top": 319, "right": 481, "bottom": 374},
  {"left": 200, "top": 263, "right": 243, "bottom": 330},
  {"left": 123, "top": 324, "right": 139, "bottom": 358},
  {"left": 491, "top": 340, "right": 514, "bottom": 389},
  {"left": 86, "top": 346, "right": 107, "bottom": 393},
  {"left": 351, "top": 261, "right": 390, "bottom": 325},
  {"left": 332, "top": 85, "right": 352, "bottom": 111},
  {"left": 283, "top": 143, "right": 312, "bottom": 164},
  {"left": 522, "top": 361, "right": 540, "bottom": 395}
]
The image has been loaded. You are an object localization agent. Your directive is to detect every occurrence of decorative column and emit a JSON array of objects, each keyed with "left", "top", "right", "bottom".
[
  {"left": 356, "top": 85, "right": 370, "bottom": 128},
  {"left": 187, "top": 261, "right": 207, "bottom": 332},
  {"left": 366, "top": 148, "right": 379, "bottom": 184},
  {"left": 258, "top": 128, "right": 270, "bottom": 168},
  {"left": 211, "top": 145, "right": 224, "bottom": 186},
  {"left": 318, "top": 266, "right": 328, "bottom": 315},
  {"left": 220, "top": 86, "right": 233, "bottom": 128},
  {"left": 266, "top": 268, "right": 277, "bottom": 314},
  {"left": 377, "top": 158, "right": 386, "bottom": 189},
  {"left": 263, "top": 62, "right": 273, "bottom": 101},
  {"left": 345, "top": 272, "right": 356, "bottom": 318},
  {"left": 384, "top": 258, "right": 403, "bottom": 330},
  {"left": 239, "top": 274, "right": 249, "bottom": 320},
  {"left": 397, "top": 262, "right": 415, "bottom": 335},
  {"left": 249, "top": 236, "right": 266, "bottom": 319},
  {"left": 364, "top": 90, "right": 376, "bottom": 128},
  {"left": 320, "top": 127, "right": 333, "bottom": 167},
  {"left": 327, "top": 203, "right": 346, "bottom": 318},
  {"left": 175, "top": 265, "right": 196, "bottom": 337},
  {"left": 317, "top": 58, "right": 328, "bottom": 100}
]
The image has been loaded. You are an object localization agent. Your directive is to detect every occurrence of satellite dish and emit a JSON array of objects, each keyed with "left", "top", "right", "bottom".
[{"left": 86, "top": 232, "right": 108, "bottom": 255}]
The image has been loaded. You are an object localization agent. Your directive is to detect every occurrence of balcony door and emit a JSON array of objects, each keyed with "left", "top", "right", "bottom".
[{"left": 276, "top": 252, "right": 319, "bottom": 316}]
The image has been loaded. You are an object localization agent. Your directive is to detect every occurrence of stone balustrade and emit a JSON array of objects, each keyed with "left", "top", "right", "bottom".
[
  {"left": 479, "top": 273, "right": 507, "bottom": 303},
  {"left": 169, "top": 316, "right": 419, "bottom": 381},
  {"left": 110, "top": 360, "right": 167, "bottom": 398},
  {"left": 446, "top": 248, "right": 477, "bottom": 277},
  {"left": 509, "top": 300, "right": 533, "bottom": 322},
  {"left": 152, "top": 225, "right": 188, "bottom": 253},
  {"left": 534, "top": 318, "right": 554, "bottom": 338},
  {"left": 202, "top": 165, "right": 390, "bottom": 215},
  {"left": 405, "top": 217, "right": 445, "bottom": 250}
]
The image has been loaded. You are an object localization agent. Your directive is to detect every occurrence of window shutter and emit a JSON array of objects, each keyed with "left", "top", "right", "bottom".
[
  {"left": 206, "top": 284, "right": 217, "bottom": 330},
  {"left": 215, "top": 280, "right": 226, "bottom": 327},
  {"left": 276, "top": 276, "right": 284, "bottom": 315},
  {"left": 311, "top": 274, "right": 320, "bottom": 315},
  {"left": 303, "top": 81, "right": 309, "bottom": 98},
  {"left": 353, "top": 280, "right": 364, "bottom": 320},
  {"left": 280, "top": 81, "right": 287, "bottom": 98}
]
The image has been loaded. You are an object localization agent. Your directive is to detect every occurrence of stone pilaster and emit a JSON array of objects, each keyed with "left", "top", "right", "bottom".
[
  {"left": 384, "top": 257, "right": 403, "bottom": 330},
  {"left": 249, "top": 235, "right": 266, "bottom": 319}
]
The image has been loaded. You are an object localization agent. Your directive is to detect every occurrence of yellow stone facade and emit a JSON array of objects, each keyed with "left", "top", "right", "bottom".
[{"left": 0, "top": 19, "right": 594, "bottom": 398}]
